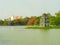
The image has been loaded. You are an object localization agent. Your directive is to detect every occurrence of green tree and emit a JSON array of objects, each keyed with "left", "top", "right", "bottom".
[
  {"left": 55, "top": 11, "right": 60, "bottom": 17},
  {"left": 55, "top": 17, "right": 60, "bottom": 25},
  {"left": 34, "top": 16, "right": 40, "bottom": 25},
  {"left": 55, "top": 11, "right": 60, "bottom": 25},
  {"left": 46, "top": 13, "right": 55, "bottom": 25},
  {"left": 3, "top": 20, "right": 8, "bottom": 25},
  {"left": 0, "top": 20, "right": 4, "bottom": 25}
]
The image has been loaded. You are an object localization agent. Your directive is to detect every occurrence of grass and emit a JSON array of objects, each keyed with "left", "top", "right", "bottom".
[{"left": 25, "top": 26, "right": 60, "bottom": 30}]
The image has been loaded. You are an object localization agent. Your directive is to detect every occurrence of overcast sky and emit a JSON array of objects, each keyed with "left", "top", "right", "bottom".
[{"left": 0, "top": 0, "right": 60, "bottom": 19}]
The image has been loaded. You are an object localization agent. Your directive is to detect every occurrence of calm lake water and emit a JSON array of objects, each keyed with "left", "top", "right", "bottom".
[{"left": 0, "top": 26, "right": 60, "bottom": 45}]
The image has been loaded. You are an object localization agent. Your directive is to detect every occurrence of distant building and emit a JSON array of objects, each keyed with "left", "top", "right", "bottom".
[
  {"left": 16, "top": 16, "right": 22, "bottom": 19},
  {"left": 6, "top": 16, "right": 15, "bottom": 21},
  {"left": 6, "top": 16, "right": 22, "bottom": 21},
  {"left": 10, "top": 16, "right": 16, "bottom": 21},
  {"left": 40, "top": 13, "right": 50, "bottom": 27}
]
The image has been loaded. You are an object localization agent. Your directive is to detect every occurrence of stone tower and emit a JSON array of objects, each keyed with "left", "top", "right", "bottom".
[{"left": 40, "top": 13, "right": 50, "bottom": 27}]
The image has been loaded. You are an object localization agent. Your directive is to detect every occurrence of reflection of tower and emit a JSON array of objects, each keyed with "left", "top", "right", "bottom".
[{"left": 40, "top": 13, "right": 50, "bottom": 27}]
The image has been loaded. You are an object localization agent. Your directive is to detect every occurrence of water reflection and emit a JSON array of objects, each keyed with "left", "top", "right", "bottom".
[{"left": 0, "top": 26, "right": 60, "bottom": 45}]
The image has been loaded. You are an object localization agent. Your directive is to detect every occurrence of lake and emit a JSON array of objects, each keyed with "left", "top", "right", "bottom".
[{"left": 0, "top": 26, "right": 60, "bottom": 45}]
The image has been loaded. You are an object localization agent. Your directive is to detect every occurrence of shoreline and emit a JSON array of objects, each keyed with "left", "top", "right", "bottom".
[{"left": 25, "top": 26, "right": 60, "bottom": 29}]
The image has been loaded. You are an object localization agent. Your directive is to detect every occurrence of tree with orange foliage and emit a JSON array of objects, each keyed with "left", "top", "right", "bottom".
[{"left": 27, "top": 17, "right": 36, "bottom": 25}]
